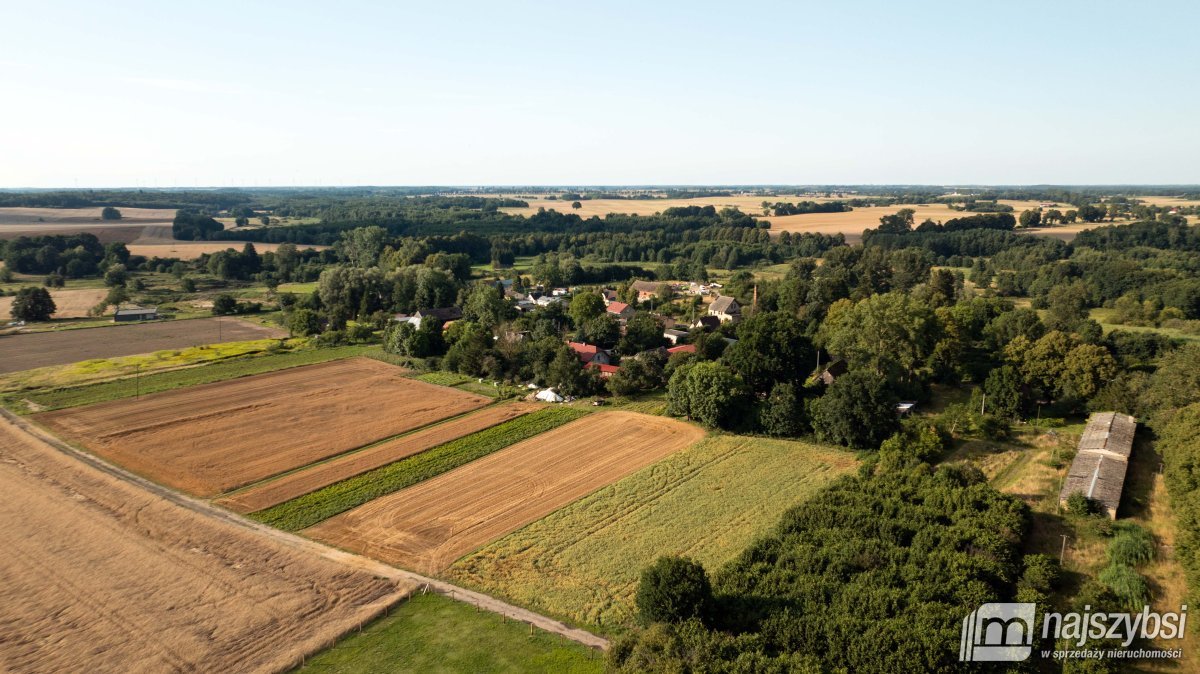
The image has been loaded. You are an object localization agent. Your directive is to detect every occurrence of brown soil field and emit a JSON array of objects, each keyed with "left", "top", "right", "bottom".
[
  {"left": 0, "top": 207, "right": 177, "bottom": 244},
  {"left": 0, "top": 412, "right": 407, "bottom": 673},
  {"left": 0, "top": 288, "right": 108, "bottom": 319},
  {"left": 305, "top": 411, "right": 706, "bottom": 574},
  {"left": 219, "top": 401, "right": 539, "bottom": 513},
  {"left": 0, "top": 317, "right": 285, "bottom": 374},
  {"left": 36, "top": 358, "right": 490, "bottom": 497}
]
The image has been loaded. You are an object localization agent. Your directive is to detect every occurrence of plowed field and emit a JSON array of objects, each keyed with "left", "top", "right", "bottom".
[
  {"left": 305, "top": 411, "right": 705, "bottom": 574},
  {"left": 35, "top": 358, "right": 490, "bottom": 496}
]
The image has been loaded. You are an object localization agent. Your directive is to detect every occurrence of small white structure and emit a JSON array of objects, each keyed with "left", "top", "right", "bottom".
[{"left": 535, "top": 388, "right": 565, "bottom": 403}]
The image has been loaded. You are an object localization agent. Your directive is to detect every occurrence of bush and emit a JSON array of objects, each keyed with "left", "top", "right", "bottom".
[
  {"left": 635, "top": 556, "right": 712, "bottom": 626},
  {"left": 1107, "top": 523, "right": 1154, "bottom": 568},
  {"left": 1098, "top": 563, "right": 1149, "bottom": 610},
  {"left": 1021, "top": 554, "right": 1061, "bottom": 593},
  {"left": 1065, "top": 491, "right": 1095, "bottom": 516}
]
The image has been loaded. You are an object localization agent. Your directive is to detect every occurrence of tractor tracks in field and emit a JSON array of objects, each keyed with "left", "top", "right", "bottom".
[{"left": 1, "top": 409, "right": 610, "bottom": 653}]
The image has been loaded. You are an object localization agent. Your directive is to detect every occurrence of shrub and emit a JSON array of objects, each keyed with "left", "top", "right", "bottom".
[
  {"left": 1107, "top": 523, "right": 1154, "bottom": 567},
  {"left": 1098, "top": 563, "right": 1149, "bottom": 610},
  {"left": 635, "top": 556, "right": 712, "bottom": 626}
]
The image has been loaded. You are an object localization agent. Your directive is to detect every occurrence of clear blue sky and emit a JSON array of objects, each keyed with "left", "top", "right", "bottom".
[{"left": 2, "top": 0, "right": 1197, "bottom": 187}]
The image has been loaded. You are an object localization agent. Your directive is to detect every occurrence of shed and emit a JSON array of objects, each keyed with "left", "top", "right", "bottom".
[
  {"left": 113, "top": 306, "right": 158, "bottom": 322},
  {"left": 1058, "top": 412, "right": 1137, "bottom": 519},
  {"left": 535, "top": 388, "right": 565, "bottom": 403}
]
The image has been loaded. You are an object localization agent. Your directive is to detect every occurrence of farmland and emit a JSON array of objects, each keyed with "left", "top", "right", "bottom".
[
  {"left": 252, "top": 406, "right": 588, "bottom": 531},
  {"left": 305, "top": 411, "right": 705, "bottom": 574},
  {"left": 300, "top": 592, "right": 600, "bottom": 674},
  {"left": 447, "top": 434, "right": 857, "bottom": 630},
  {"left": 219, "top": 401, "right": 540, "bottom": 513},
  {"left": 0, "top": 317, "right": 286, "bottom": 374},
  {"left": 35, "top": 358, "right": 490, "bottom": 496},
  {"left": 0, "top": 287, "right": 107, "bottom": 319},
  {"left": 0, "top": 411, "right": 407, "bottom": 673}
]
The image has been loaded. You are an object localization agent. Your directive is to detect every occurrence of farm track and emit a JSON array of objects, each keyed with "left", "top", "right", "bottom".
[
  {"left": 305, "top": 411, "right": 705, "bottom": 574},
  {"left": 0, "top": 409, "right": 611, "bottom": 660},
  {"left": 218, "top": 401, "right": 540, "bottom": 513},
  {"left": 35, "top": 358, "right": 490, "bottom": 496}
]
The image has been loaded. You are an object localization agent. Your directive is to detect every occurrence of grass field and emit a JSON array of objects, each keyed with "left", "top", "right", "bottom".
[
  {"left": 300, "top": 593, "right": 601, "bottom": 674},
  {"left": 253, "top": 406, "right": 589, "bottom": 531},
  {"left": 1089, "top": 307, "right": 1200, "bottom": 343},
  {"left": 446, "top": 434, "right": 857, "bottom": 631},
  {"left": 2, "top": 344, "right": 372, "bottom": 412}
]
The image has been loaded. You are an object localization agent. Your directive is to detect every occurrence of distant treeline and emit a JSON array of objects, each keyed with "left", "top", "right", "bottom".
[{"left": 764, "top": 200, "right": 851, "bottom": 216}]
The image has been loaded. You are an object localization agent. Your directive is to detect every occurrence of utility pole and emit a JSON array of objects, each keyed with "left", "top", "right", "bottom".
[
  {"left": 135, "top": 363, "right": 141, "bottom": 399},
  {"left": 1060, "top": 534, "right": 1070, "bottom": 563},
  {"left": 980, "top": 393, "right": 987, "bottom": 416}
]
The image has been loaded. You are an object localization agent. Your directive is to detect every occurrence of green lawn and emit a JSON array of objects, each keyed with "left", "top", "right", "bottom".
[
  {"left": 301, "top": 593, "right": 601, "bottom": 673},
  {"left": 4, "top": 344, "right": 375, "bottom": 412},
  {"left": 447, "top": 433, "right": 857, "bottom": 632},
  {"left": 1090, "top": 307, "right": 1200, "bottom": 343}
]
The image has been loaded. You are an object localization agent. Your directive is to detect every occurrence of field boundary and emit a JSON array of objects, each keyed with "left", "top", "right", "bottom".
[{"left": 0, "top": 408, "right": 609, "bottom": 653}]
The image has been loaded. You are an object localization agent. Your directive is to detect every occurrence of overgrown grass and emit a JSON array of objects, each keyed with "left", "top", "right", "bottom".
[
  {"left": 5, "top": 344, "right": 373, "bottom": 412},
  {"left": 417, "top": 371, "right": 472, "bottom": 387},
  {"left": 447, "top": 434, "right": 857, "bottom": 632},
  {"left": 253, "top": 406, "right": 588, "bottom": 531},
  {"left": 301, "top": 592, "right": 600, "bottom": 673}
]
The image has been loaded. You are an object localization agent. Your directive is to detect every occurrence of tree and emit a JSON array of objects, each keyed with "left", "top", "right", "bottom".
[
  {"left": 635, "top": 556, "right": 712, "bottom": 626},
  {"left": 568, "top": 291, "right": 606, "bottom": 328},
  {"left": 757, "top": 382, "right": 806, "bottom": 436},
  {"left": 571, "top": 201, "right": 582, "bottom": 210},
  {"left": 10, "top": 287, "right": 56, "bottom": 322},
  {"left": 259, "top": 215, "right": 271, "bottom": 226},
  {"left": 288, "top": 308, "right": 322, "bottom": 336},
  {"left": 462, "top": 284, "right": 508, "bottom": 329},
  {"left": 722, "top": 311, "right": 815, "bottom": 394},
  {"left": 103, "top": 263, "right": 128, "bottom": 287},
  {"left": 618, "top": 312, "right": 664, "bottom": 356},
  {"left": 810, "top": 369, "right": 900, "bottom": 449},
  {"left": 876, "top": 208, "right": 915, "bottom": 234},
  {"left": 984, "top": 364, "right": 1025, "bottom": 418},
  {"left": 818, "top": 292, "right": 937, "bottom": 385},
  {"left": 1060, "top": 343, "right": 1119, "bottom": 401},
  {"left": 580, "top": 314, "right": 620, "bottom": 348},
  {"left": 607, "top": 353, "right": 665, "bottom": 397},
  {"left": 1018, "top": 209, "right": 1042, "bottom": 228},
  {"left": 180, "top": 277, "right": 196, "bottom": 293},
  {"left": 100, "top": 206, "right": 122, "bottom": 220},
  {"left": 211, "top": 294, "right": 238, "bottom": 315},
  {"left": 336, "top": 226, "right": 388, "bottom": 267},
  {"left": 546, "top": 345, "right": 593, "bottom": 397},
  {"left": 666, "top": 361, "right": 749, "bottom": 429}
]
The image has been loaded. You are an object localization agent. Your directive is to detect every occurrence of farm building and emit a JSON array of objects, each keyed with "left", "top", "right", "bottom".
[
  {"left": 667, "top": 344, "right": 696, "bottom": 356},
  {"left": 630, "top": 280, "right": 663, "bottom": 301},
  {"left": 588, "top": 362, "right": 620, "bottom": 378},
  {"left": 691, "top": 315, "right": 721, "bottom": 332},
  {"left": 113, "top": 306, "right": 158, "bottom": 322},
  {"left": 819, "top": 359, "right": 848, "bottom": 385},
  {"left": 568, "top": 342, "right": 612, "bottom": 365},
  {"left": 708, "top": 295, "right": 741, "bottom": 322},
  {"left": 663, "top": 329, "right": 688, "bottom": 345},
  {"left": 1058, "top": 412, "right": 1137, "bottom": 519}
]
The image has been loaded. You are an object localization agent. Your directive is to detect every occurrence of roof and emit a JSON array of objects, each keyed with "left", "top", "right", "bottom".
[
  {"left": 709, "top": 295, "right": 740, "bottom": 314},
  {"left": 630, "top": 280, "right": 661, "bottom": 293},
  {"left": 588, "top": 363, "right": 620, "bottom": 374},
  {"left": 664, "top": 329, "right": 688, "bottom": 338},
  {"left": 692, "top": 315, "right": 720, "bottom": 330},
  {"left": 568, "top": 341, "right": 602, "bottom": 363},
  {"left": 823, "top": 359, "right": 848, "bottom": 377},
  {"left": 415, "top": 307, "right": 463, "bottom": 322},
  {"left": 606, "top": 301, "right": 631, "bottom": 314},
  {"left": 667, "top": 344, "right": 697, "bottom": 355},
  {"left": 1059, "top": 412, "right": 1137, "bottom": 516},
  {"left": 114, "top": 306, "right": 157, "bottom": 315}
]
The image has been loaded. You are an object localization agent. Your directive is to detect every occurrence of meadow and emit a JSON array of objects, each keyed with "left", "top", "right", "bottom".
[
  {"left": 299, "top": 592, "right": 601, "bottom": 674},
  {"left": 446, "top": 434, "right": 857, "bottom": 631}
]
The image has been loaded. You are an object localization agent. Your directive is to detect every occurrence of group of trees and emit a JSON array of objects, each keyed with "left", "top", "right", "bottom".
[{"left": 0, "top": 233, "right": 125, "bottom": 276}]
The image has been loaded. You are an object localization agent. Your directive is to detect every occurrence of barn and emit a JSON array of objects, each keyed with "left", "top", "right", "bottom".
[{"left": 1058, "top": 412, "right": 1137, "bottom": 519}]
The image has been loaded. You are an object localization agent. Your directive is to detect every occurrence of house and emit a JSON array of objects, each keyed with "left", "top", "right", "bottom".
[
  {"left": 630, "top": 280, "right": 662, "bottom": 302},
  {"left": 551, "top": 287, "right": 570, "bottom": 297},
  {"left": 568, "top": 341, "right": 612, "bottom": 365},
  {"left": 536, "top": 295, "right": 565, "bottom": 307},
  {"left": 588, "top": 362, "right": 620, "bottom": 378},
  {"left": 601, "top": 289, "right": 620, "bottom": 305},
  {"left": 1058, "top": 412, "right": 1137, "bottom": 519},
  {"left": 606, "top": 301, "right": 634, "bottom": 320},
  {"left": 113, "top": 305, "right": 158, "bottom": 322},
  {"left": 663, "top": 329, "right": 688, "bottom": 345},
  {"left": 819, "top": 359, "right": 848, "bottom": 386},
  {"left": 691, "top": 315, "right": 721, "bottom": 332},
  {"left": 667, "top": 344, "right": 696, "bottom": 356},
  {"left": 708, "top": 295, "right": 741, "bottom": 322}
]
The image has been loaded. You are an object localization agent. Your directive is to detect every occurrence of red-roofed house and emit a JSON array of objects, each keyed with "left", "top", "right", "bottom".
[
  {"left": 606, "top": 301, "right": 634, "bottom": 320},
  {"left": 568, "top": 341, "right": 612, "bottom": 365},
  {"left": 588, "top": 362, "right": 620, "bottom": 378},
  {"left": 667, "top": 344, "right": 697, "bottom": 355}
]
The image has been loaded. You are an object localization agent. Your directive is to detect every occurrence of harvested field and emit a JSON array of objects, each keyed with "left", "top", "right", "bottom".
[
  {"left": 448, "top": 434, "right": 857, "bottom": 628},
  {"left": 0, "top": 207, "right": 176, "bottom": 244},
  {"left": 127, "top": 240, "right": 329, "bottom": 260},
  {"left": 220, "top": 402, "right": 539, "bottom": 513},
  {"left": 0, "top": 412, "right": 407, "bottom": 674},
  {"left": 0, "top": 317, "right": 285, "bottom": 374},
  {"left": 305, "top": 411, "right": 705, "bottom": 574},
  {"left": 0, "top": 288, "right": 107, "bottom": 319},
  {"left": 35, "top": 358, "right": 490, "bottom": 496}
]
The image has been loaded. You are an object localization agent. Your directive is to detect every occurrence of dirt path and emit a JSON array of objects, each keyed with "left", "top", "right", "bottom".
[{"left": 1, "top": 409, "right": 610, "bottom": 654}]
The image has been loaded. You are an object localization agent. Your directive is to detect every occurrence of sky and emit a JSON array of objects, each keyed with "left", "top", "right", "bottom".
[{"left": 1, "top": 0, "right": 1197, "bottom": 187}]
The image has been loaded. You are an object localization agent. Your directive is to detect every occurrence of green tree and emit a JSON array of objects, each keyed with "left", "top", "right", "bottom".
[
  {"left": 722, "top": 311, "right": 815, "bottom": 394},
  {"left": 579, "top": 314, "right": 620, "bottom": 348},
  {"left": 666, "top": 361, "right": 749, "bottom": 429},
  {"left": 568, "top": 291, "right": 605, "bottom": 328},
  {"left": 876, "top": 208, "right": 915, "bottom": 234},
  {"left": 10, "top": 286, "right": 56, "bottom": 321},
  {"left": 288, "top": 308, "right": 322, "bottom": 337},
  {"left": 546, "top": 345, "right": 593, "bottom": 397},
  {"left": 1018, "top": 209, "right": 1042, "bottom": 228},
  {"left": 462, "top": 284, "right": 508, "bottom": 329},
  {"left": 757, "top": 382, "right": 806, "bottom": 436},
  {"left": 810, "top": 369, "right": 900, "bottom": 449},
  {"left": 607, "top": 355, "right": 665, "bottom": 397},
  {"left": 211, "top": 294, "right": 238, "bottom": 315},
  {"left": 618, "top": 312, "right": 664, "bottom": 356},
  {"left": 818, "top": 292, "right": 937, "bottom": 385},
  {"left": 100, "top": 206, "right": 122, "bottom": 220},
  {"left": 336, "top": 225, "right": 388, "bottom": 267},
  {"left": 635, "top": 556, "right": 712, "bottom": 626},
  {"left": 984, "top": 364, "right": 1025, "bottom": 418},
  {"left": 103, "top": 263, "right": 128, "bottom": 287}
]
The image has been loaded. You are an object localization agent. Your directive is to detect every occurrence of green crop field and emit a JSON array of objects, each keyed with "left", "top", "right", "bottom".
[
  {"left": 253, "top": 406, "right": 589, "bottom": 531},
  {"left": 300, "top": 593, "right": 600, "bottom": 673},
  {"left": 446, "top": 434, "right": 857, "bottom": 632},
  {"left": 4, "top": 344, "right": 375, "bottom": 412},
  {"left": 415, "top": 371, "right": 472, "bottom": 387}
]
